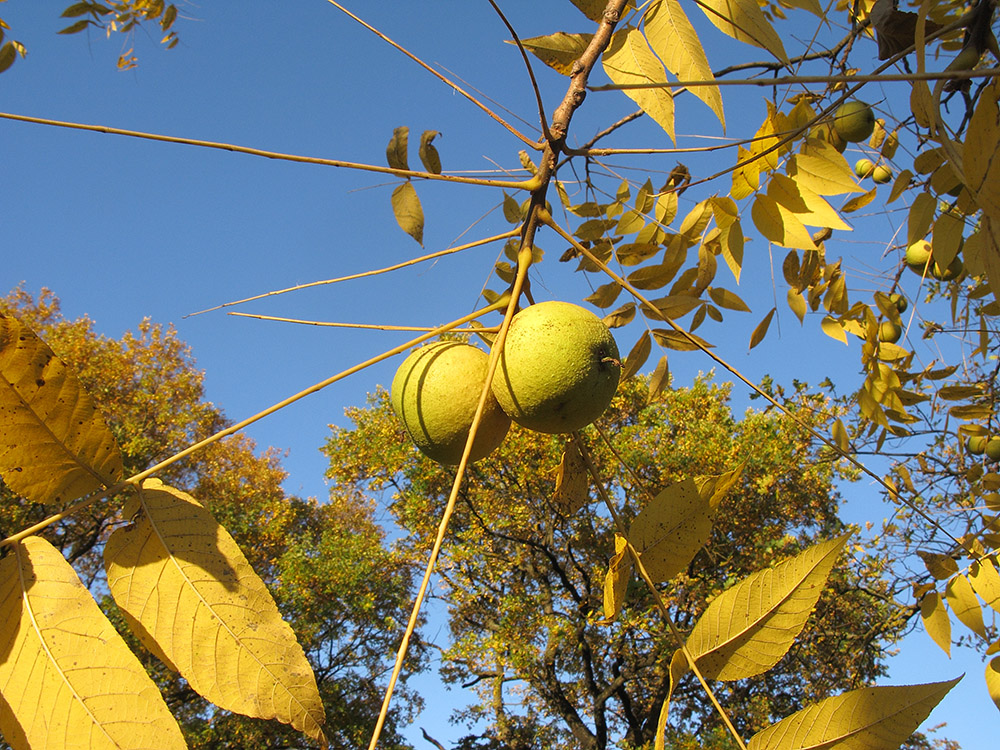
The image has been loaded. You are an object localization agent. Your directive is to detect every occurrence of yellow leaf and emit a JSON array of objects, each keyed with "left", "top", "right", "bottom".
[
  {"left": 945, "top": 573, "right": 987, "bottom": 638},
  {"left": 919, "top": 591, "right": 951, "bottom": 657},
  {"left": 418, "top": 130, "right": 442, "bottom": 174},
  {"left": 644, "top": 0, "right": 724, "bottom": 128},
  {"left": 786, "top": 289, "right": 806, "bottom": 323},
  {"left": 628, "top": 478, "right": 713, "bottom": 583},
  {"left": 0, "top": 536, "right": 186, "bottom": 750},
  {"left": 651, "top": 328, "right": 713, "bottom": 352},
  {"left": 644, "top": 294, "right": 701, "bottom": 320},
  {"left": 602, "top": 533, "right": 633, "bottom": 622},
  {"left": 391, "top": 181, "right": 424, "bottom": 246},
  {"left": 385, "top": 126, "right": 409, "bottom": 171},
  {"left": 969, "top": 558, "right": 1000, "bottom": 613},
  {"left": 105, "top": 479, "right": 327, "bottom": 745},
  {"left": 752, "top": 194, "right": 818, "bottom": 250},
  {"left": 747, "top": 678, "right": 961, "bottom": 750},
  {"left": 569, "top": 0, "right": 607, "bottom": 21},
  {"left": 887, "top": 168, "right": 914, "bottom": 203},
  {"left": 553, "top": 441, "right": 589, "bottom": 513},
  {"left": 931, "top": 208, "right": 965, "bottom": 270},
  {"left": 648, "top": 355, "right": 670, "bottom": 401},
  {"left": 821, "top": 315, "right": 848, "bottom": 345},
  {"left": 694, "top": 464, "right": 743, "bottom": 511},
  {"left": 910, "top": 81, "right": 936, "bottom": 129},
  {"left": 518, "top": 32, "right": 593, "bottom": 75},
  {"left": 988, "top": 656, "right": 1000, "bottom": 712},
  {"left": 696, "top": 0, "right": 787, "bottom": 61},
  {"left": 768, "top": 173, "right": 851, "bottom": 230},
  {"left": 787, "top": 141, "right": 861, "bottom": 196},
  {"left": 682, "top": 536, "right": 848, "bottom": 681},
  {"left": 603, "top": 27, "right": 675, "bottom": 141},
  {"left": 749, "top": 307, "right": 776, "bottom": 349},
  {"left": 0, "top": 314, "right": 124, "bottom": 505},
  {"left": 655, "top": 649, "right": 689, "bottom": 750},
  {"left": 842, "top": 186, "right": 878, "bottom": 213}
]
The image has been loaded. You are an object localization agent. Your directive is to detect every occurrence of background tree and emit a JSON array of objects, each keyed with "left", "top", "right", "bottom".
[
  {"left": 0, "top": 286, "right": 424, "bottom": 750},
  {"left": 323, "top": 374, "right": 903, "bottom": 749}
]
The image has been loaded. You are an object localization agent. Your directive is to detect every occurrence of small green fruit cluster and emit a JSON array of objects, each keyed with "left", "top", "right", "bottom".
[
  {"left": 905, "top": 240, "right": 964, "bottom": 281},
  {"left": 854, "top": 158, "right": 891, "bottom": 184},
  {"left": 968, "top": 435, "right": 1000, "bottom": 461},
  {"left": 391, "top": 302, "right": 621, "bottom": 464},
  {"left": 878, "top": 320, "right": 902, "bottom": 343}
]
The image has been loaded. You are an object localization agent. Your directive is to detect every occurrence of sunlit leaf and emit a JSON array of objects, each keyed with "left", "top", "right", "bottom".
[
  {"left": 768, "top": 173, "right": 851, "bottom": 230},
  {"left": 708, "top": 287, "right": 750, "bottom": 312},
  {"left": 628, "top": 478, "right": 712, "bottom": 583},
  {"left": 602, "top": 533, "right": 633, "bottom": 622},
  {"left": 821, "top": 316, "right": 848, "bottom": 345},
  {"left": 0, "top": 314, "right": 124, "bottom": 504},
  {"left": 917, "top": 550, "right": 959, "bottom": 579},
  {"left": 747, "top": 678, "right": 961, "bottom": 750},
  {"left": 644, "top": 0, "right": 724, "bottom": 128},
  {"left": 648, "top": 355, "right": 670, "bottom": 400},
  {"left": 519, "top": 32, "right": 593, "bottom": 75},
  {"left": 391, "top": 181, "right": 424, "bottom": 245},
  {"left": 651, "top": 328, "right": 713, "bottom": 351},
  {"left": 752, "top": 194, "right": 818, "bottom": 250},
  {"left": 966, "top": 80, "right": 1000, "bottom": 221},
  {"left": 696, "top": 0, "right": 787, "bottom": 61},
  {"left": 105, "top": 479, "right": 327, "bottom": 745},
  {"left": 945, "top": 573, "right": 987, "bottom": 638},
  {"left": 569, "top": 0, "right": 607, "bottom": 21},
  {"left": 969, "top": 558, "right": 1000, "bottom": 613},
  {"left": 679, "top": 535, "right": 848, "bottom": 681},
  {"left": 787, "top": 142, "right": 861, "bottom": 196},
  {"left": 841, "top": 186, "right": 878, "bottom": 213},
  {"left": 603, "top": 27, "right": 675, "bottom": 141},
  {"left": 787, "top": 289, "right": 806, "bottom": 323},
  {"left": 919, "top": 591, "right": 951, "bottom": 657},
  {"left": 0, "top": 536, "right": 186, "bottom": 750},
  {"left": 553, "top": 441, "right": 589, "bottom": 513},
  {"left": 988, "top": 656, "right": 1000, "bottom": 712}
]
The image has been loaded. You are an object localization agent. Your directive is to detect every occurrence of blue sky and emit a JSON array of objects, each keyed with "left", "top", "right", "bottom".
[{"left": 1, "top": 2, "right": 994, "bottom": 748}]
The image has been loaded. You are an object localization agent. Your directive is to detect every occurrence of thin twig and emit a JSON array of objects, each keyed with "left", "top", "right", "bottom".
[
  {"left": 227, "top": 312, "right": 498, "bottom": 332},
  {"left": 185, "top": 230, "right": 519, "bottom": 317},
  {"left": 324, "top": 0, "right": 540, "bottom": 149},
  {"left": 0, "top": 111, "right": 536, "bottom": 190}
]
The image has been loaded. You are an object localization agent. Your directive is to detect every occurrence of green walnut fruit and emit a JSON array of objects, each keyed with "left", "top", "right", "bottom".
[
  {"left": 879, "top": 320, "right": 902, "bottom": 343},
  {"left": 987, "top": 438, "right": 1000, "bottom": 461},
  {"left": 968, "top": 435, "right": 989, "bottom": 455},
  {"left": 492, "top": 301, "right": 621, "bottom": 434},
  {"left": 391, "top": 341, "right": 511, "bottom": 465},
  {"left": 854, "top": 158, "right": 875, "bottom": 178},
  {"left": 905, "top": 240, "right": 932, "bottom": 273},
  {"left": 930, "top": 255, "right": 964, "bottom": 281},
  {"left": 833, "top": 100, "right": 876, "bottom": 143},
  {"left": 889, "top": 293, "right": 908, "bottom": 313},
  {"left": 872, "top": 165, "right": 893, "bottom": 184}
]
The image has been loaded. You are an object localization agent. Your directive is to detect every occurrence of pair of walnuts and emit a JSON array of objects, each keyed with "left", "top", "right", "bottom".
[{"left": 391, "top": 301, "right": 620, "bottom": 465}]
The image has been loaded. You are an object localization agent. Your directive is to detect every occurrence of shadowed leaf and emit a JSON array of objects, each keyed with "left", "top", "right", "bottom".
[
  {"left": 553, "top": 441, "right": 589, "bottom": 513},
  {"left": 0, "top": 536, "right": 186, "bottom": 750},
  {"left": 391, "top": 181, "right": 424, "bottom": 246},
  {"left": 104, "top": 478, "right": 327, "bottom": 746},
  {"left": 628, "top": 478, "right": 712, "bottom": 583},
  {"left": 418, "top": 130, "right": 442, "bottom": 174},
  {"left": 0, "top": 314, "right": 123, "bottom": 504},
  {"left": 518, "top": 32, "right": 593, "bottom": 75},
  {"left": 386, "top": 126, "right": 409, "bottom": 171},
  {"left": 603, "top": 27, "right": 675, "bottom": 142}
]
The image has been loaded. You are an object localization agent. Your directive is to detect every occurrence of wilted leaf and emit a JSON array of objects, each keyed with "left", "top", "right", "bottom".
[
  {"left": 386, "top": 126, "right": 409, "bottom": 171},
  {"left": 518, "top": 32, "right": 593, "bottom": 75},
  {"left": 553, "top": 441, "right": 589, "bottom": 513},
  {"left": 644, "top": 0, "right": 724, "bottom": 128},
  {"left": 679, "top": 536, "right": 848, "bottom": 681},
  {"left": 696, "top": 0, "right": 786, "bottom": 60},
  {"left": 603, "top": 27, "right": 675, "bottom": 141},
  {"left": 945, "top": 573, "right": 987, "bottom": 638},
  {"left": 105, "top": 479, "right": 327, "bottom": 744},
  {"left": 0, "top": 314, "right": 124, "bottom": 504},
  {"left": 391, "top": 181, "right": 424, "bottom": 245},
  {"left": 418, "top": 130, "right": 442, "bottom": 174},
  {"left": 0, "top": 536, "right": 186, "bottom": 750},
  {"left": 920, "top": 591, "right": 951, "bottom": 656},
  {"left": 629, "top": 479, "right": 712, "bottom": 583},
  {"left": 602, "top": 533, "right": 633, "bottom": 622},
  {"left": 747, "top": 678, "right": 961, "bottom": 750}
]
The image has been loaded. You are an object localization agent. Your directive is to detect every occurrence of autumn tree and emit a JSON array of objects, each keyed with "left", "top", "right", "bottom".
[
  {"left": 322, "top": 374, "right": 905, "bottom": 748},
  {"left": 0, "top": 287, "right": 424, "bottom": 750}
]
